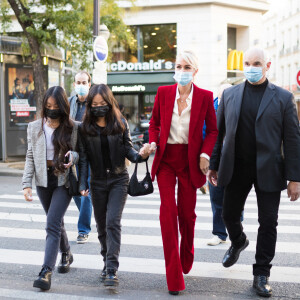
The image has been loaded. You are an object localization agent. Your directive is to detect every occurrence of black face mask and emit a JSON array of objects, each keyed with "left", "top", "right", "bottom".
[
  {"left": 91, "top": 105, "right": 110, "bottom": 117},
  {"left": 45, "top": 108, "right": 62, "bottom": 119}
]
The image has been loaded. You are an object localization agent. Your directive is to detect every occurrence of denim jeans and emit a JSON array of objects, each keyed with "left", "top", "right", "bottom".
[
  {"left": 90, "top": 171, "right": 129, "bottom": 271},
  {"left": 73, "top": 166, "right": 92, "bottom": 235},
  {"left": 208, "top": 182, "right": 228, "bottom": 241},
  {"left": 36, "top": 168, "right": 72, "bottom": 270}
]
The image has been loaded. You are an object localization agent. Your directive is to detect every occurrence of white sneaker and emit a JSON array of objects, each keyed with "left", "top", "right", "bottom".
[{"left": 207, "top": 235, "right": 227, "bottom": 246}]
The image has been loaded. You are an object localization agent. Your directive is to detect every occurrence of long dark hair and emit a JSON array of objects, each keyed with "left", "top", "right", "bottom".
[
  {"left": 82, "top": 84, "right": 125, "bottom": 136},
  {"left": 41, "top": 86, "right": 73, "bottom": 174}
]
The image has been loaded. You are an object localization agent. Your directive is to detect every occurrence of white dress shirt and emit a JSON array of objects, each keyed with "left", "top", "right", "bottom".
[
  {"left": 167, "top": 85, "right": 210, "bottom": 160},
  {"left": 167, "top": 85, "right": 193, "bottom": 144}
]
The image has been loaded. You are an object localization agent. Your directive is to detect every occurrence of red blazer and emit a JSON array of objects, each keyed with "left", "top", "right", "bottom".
[{"left": 149, "top": 83, "right": 218, "bottom": 188}]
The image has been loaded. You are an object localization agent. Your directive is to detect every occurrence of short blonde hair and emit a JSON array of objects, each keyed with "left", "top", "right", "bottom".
[{"left": 176, "top": 50, "right": 199, "bottom": 70}]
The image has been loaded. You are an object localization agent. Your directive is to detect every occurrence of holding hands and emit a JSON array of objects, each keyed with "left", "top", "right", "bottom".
[{"left": 139, "top": 142, "right": 157, "bottom": 159}]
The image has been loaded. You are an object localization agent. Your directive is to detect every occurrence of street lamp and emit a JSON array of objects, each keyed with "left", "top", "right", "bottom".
[{"left": 99, "top": 24, "right": 110, "bottom": 41}]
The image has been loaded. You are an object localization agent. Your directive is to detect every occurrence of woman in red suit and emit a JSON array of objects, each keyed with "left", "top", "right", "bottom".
[{"left": 140, "top": 50, "right": 218, "bottom": 295}]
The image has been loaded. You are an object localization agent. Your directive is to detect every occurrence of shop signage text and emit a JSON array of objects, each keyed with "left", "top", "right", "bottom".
[
  {"left": 108, "top": 59, "right": 174, "bottom": 72},
  {"left": 112, "top": 85, "right": 146, "bottom": 92}
]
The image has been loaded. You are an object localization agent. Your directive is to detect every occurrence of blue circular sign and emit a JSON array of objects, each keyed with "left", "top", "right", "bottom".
[{"left": 93, "top": 36, "right": 108, "bottom": 62}]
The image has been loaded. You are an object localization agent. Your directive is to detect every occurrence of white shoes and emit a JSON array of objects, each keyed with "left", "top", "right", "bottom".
[{"left": 207, "top": 235, "right": 227, "bottom": 246}]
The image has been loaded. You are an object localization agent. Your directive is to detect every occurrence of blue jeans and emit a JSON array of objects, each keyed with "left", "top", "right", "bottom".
[
  {"left": 209, "top": 182, "right": 244, "bottom": 241},
  {"left": 73, "top": 166, "right": 92, "bottom": 235},
  {"left": 208, "top": 182, "right": 228, "bottom": 241}
]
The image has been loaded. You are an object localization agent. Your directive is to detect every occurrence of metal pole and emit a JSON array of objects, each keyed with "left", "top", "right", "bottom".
[
  {"left": 0, "top": 61, "right": 7, "bottom": 162},
  {"left": 93, "top": 0, "right": 100, "bottom": 38}
]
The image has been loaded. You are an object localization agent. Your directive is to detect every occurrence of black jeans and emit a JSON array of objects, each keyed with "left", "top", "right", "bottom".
[
  {"left": 222, "top": 160, "right": 281, "bottom": 276},
  {"left": 36, "top": 167, "right": 72, "bottom": 270},
  {"left": 90, "top": 171, "right": 129, "bottom": 271}
]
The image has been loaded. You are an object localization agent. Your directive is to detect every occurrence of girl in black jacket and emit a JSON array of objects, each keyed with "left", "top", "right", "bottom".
[{"left": 78, "top": 84, "right": 148, "bottom": 286}]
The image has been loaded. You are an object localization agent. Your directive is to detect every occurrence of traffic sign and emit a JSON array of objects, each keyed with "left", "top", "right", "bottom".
[
  {"left": 93, "top": 36, "right": 108, "bottom": 62},
  {"left": 297, "top": 70, "right": 300, "bottom": 88}
]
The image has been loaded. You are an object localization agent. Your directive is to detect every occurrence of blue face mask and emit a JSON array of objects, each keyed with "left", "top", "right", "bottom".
[
  {"left": 173, "top": 71, "right": 193, "bottom": 86},
  {"left": 244, "top": 66, "right": 263, "bottom": 83},
  {"left": 75, "top": 84, "right": 89, "bottom": 96}
]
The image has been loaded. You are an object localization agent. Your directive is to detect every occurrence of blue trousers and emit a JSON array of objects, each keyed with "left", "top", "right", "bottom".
[
  {"left": 208, "top": 182, "right": 228, "bottom": 241},
  {"left": 73, "top": 167, "right": 92, "bottom": 235}
]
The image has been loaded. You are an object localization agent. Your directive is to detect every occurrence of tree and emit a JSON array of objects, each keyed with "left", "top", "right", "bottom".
[{"left": 1, "top": 0, "right": 135, "bottom": 112}]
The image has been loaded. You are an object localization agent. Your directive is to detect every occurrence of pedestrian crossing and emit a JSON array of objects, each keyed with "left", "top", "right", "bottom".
[{"left": 0, "top": 182, "right": 300, "bottom": 298}]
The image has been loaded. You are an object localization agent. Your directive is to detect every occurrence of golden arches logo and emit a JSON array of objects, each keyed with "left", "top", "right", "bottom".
[{"left": 227, "top": 50, "right": 244, "bottom": 71}]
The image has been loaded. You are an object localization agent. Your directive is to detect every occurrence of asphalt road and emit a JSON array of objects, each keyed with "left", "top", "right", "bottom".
[{"left": 0, "top": 174, "right": 300, "bottom": 300}]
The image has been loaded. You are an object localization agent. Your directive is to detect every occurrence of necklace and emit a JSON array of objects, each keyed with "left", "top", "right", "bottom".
[{"left": 46, "top": 118, "right": 59, "bottom": 129}]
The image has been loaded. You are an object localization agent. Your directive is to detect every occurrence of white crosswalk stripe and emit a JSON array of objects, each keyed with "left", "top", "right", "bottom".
[{"left": 0, "top": 186, "right": 300, "bottom": 298}]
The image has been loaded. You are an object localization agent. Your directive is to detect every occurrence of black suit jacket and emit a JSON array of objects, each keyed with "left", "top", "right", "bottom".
[{"left": 210, "top": 81, "right": 300, "bottom": 192}]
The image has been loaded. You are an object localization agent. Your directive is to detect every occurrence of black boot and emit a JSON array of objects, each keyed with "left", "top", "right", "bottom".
[
  {"left": 253, "top": 275, "right": 272, "bottom": 297},
  {"left": 169, "top": 291, "right": 179, "bottom": 295},
  {"left": 100, "top": 265, "right": 107, "bottom": 282},
  {"left": 222, "top": 239, "right": 249, "bottom": 268},
  {"left": 57, "top": 251, "right": 73, "bottom": 273},
  {"left": 104, "top": 269, "right": 119, "bottom": 287},
  {"left": 33, "top": 266, "right": 52, "bottom": 290}
]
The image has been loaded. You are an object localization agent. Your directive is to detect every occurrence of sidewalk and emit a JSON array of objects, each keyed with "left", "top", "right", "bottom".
[
  {"left": 0, "top": 161, "right": 25, "bottom": 177},
  {"left": 0, "top": 155, "right": 154, "bottom": 178}
]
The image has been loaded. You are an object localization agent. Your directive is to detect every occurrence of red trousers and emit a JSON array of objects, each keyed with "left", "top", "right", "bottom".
[{"left": 156, "top": 144, "right": 197, "bottom": 291}]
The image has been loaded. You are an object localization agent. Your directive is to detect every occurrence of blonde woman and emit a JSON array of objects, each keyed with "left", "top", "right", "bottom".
[{"left": 141, "top": 50, "right": 218, "bottom": 294}]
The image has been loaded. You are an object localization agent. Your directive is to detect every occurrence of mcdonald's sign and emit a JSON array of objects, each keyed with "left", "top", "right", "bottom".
[{"left": 227, "top": 50, "right": 244, "bottom": 71}]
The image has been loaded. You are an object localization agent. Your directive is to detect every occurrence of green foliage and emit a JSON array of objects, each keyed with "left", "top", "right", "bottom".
[
  {"left": 1, "top": 0, "right": 136, "bottom": 70},
  {"left": 0, "top": 1, "right": 12, "bottom": 34}
]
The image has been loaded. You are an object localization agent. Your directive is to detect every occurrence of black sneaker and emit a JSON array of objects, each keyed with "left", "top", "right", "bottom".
[
  {"left": 57, "top": 251, "right": 73, "bottom": 273},
  {"left": 33, "top": 266, "right": 52, "bottom": 290},
  {"left": 77, "top": 234, "right": 89, "bottom": 244},
  {"left": 104, "top": 270, "right": 119, "bottom": 287}
]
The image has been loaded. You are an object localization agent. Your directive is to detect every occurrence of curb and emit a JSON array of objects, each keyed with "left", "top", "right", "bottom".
[{"left": 0, "top": 171, "right": 23, "bottom": 177}]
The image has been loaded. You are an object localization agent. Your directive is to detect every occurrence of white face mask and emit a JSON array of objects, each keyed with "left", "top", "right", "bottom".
[{"left": 75, "top": 84, "right": 89, "bottom": 96}]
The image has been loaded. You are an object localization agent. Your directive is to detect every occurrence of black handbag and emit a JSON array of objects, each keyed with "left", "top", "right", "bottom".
[
  {"left": 128, "top": 160, "right": 154, "bottom": 196},
  {"left": 68, "top": 165, "right": 81, "bottom": 196}
]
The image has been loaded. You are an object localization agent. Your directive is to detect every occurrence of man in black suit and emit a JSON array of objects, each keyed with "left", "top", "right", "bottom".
[{"left": 208, "top": 47, "right": 300, "bottom": 297}]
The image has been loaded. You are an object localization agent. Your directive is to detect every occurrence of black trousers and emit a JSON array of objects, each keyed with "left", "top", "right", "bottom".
[
  {"left": 36, "top": 168, "right": 72, "bottom": 270},
  {"left": 90, "top": 171, "right": 129, "bottom": 271},
  {"left": 222, "top": 160, "right": 281, "bottom": 276}
]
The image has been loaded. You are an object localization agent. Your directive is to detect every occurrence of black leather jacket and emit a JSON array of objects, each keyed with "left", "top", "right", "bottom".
[{"left": 78, "top": 119, "right": 142, "bottom": 191}]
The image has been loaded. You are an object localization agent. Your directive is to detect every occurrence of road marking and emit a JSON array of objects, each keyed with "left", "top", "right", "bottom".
[
  {"left": 0, "top": 288, "right": 112, "bottom": 299},
  {"left": 0, "top": 201, "right": 299, "bottom": 220},
  {"left": 0, "top": 226, "right": 300, "bottom": 254},
  {"left": 0, "top": 212, "right": 299, "bottom": 233},
  {"left": 0, "top": 248, "right": 299, "bottom": 283}
]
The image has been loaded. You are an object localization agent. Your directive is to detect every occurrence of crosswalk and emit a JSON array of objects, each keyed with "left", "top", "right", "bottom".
[{"left": 0, "top": 182, "right": 300, "bottom": 298}]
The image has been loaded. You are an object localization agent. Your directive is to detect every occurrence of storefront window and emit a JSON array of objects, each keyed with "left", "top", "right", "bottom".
[
  {"left": 111, "top": 27, "right": 138, "bottom": 63},
  {"left": 114, "top": 94, "right": 139, "bottom": 131},
  {"left": 110, "top": 23, "right": 176, "bottom": 70},
  {"left": 140, "top": 24, "right": 176, "bottom": 62}
]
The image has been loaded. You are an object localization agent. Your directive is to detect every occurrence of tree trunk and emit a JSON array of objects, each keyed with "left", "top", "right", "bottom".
[{"left": 7, "top": 0, "right": 46, "bottom": 116}]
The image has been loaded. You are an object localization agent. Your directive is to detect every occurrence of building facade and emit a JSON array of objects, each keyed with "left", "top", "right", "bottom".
[
  {"left": 263, "top": 0, "right": 300, "bottom": 118},
  {"left": 107, "top": 0, "right": 269, "bottom": 126}
]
